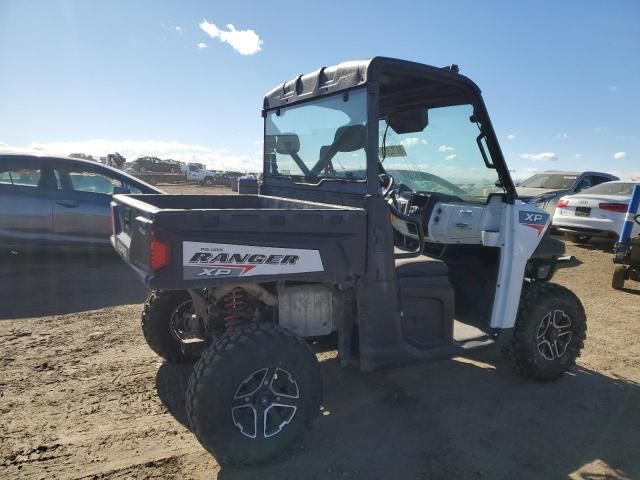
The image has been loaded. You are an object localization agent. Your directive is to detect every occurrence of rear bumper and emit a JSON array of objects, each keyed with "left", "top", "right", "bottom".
[{"left": 552, "top": 225, "right": 618, "bottom": 238}]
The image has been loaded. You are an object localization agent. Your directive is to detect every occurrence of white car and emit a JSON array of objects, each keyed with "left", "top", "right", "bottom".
[{"left": 553, "top": 181, "right": 640, "bottom": 243}]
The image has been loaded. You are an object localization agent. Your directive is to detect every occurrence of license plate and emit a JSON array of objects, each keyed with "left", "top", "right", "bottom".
[{"left": 575, "top": 207, "right": 591, "bottom": 217}]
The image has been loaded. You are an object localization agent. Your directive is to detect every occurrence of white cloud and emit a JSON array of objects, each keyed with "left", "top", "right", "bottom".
[
  {"left": 175, "top": 26, "right": 182, "bottom": 33},
  {"left": 199, "top": 20, "right": 262, "bottom": 55},
  {"left": 609, "top": 86, "right": 619, "bottom": 92},
  {"left": 400, "top": 137, "right": 427, "bottom": 147},
  {"left": 574, "top": 153, "right": 583, "bottom": 159},
  {"left": 0, "top": 139, "right": 260, "bottom": 172},
  {"left": 444, "top": 154, "right": 457, "bottom": 161},
  {"left": 197, "top": 42, "right": 207, "bottom": 49},
  {"left": 438, "top": 145, "right": 455, "bottom": 152},
  {"left": 555, "top": 133, "right": 568, "bottom": 139},
  {"left": 613, "top": 151, "right": 627, "bottom": 160},
  {"left": 506, "top": 134, "right": 516, "bottom": 140},
  {"left": 520, "top": 152, "right": 559, "bottom": 162}
]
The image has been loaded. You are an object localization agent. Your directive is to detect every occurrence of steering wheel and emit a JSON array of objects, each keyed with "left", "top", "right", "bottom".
[{"left": 379, "top": 173, "right": 394, "bottom": 197}]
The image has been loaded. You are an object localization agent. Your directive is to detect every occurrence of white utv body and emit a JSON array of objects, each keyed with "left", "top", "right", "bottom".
[{"left": 112, "top": 57, "right": 586, "bottom": 465}]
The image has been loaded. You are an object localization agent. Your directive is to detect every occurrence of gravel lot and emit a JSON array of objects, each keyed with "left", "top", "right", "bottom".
[{"left": 1, "top": 183, "right": 639, "bottom": 479}]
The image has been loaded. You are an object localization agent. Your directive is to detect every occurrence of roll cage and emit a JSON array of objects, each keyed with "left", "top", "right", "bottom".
[{"left": 262, "top": 57, "right": 516, "bottom": 203}]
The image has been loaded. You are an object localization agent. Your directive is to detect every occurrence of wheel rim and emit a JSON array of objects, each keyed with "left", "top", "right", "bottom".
[
  {"left": 231, "top": 368, "right": 299, "bottom": 439},
  {"left": 536, "top": 309, "right": 573, "bottom": 361},
  {"left": 169, "top": 300, "right": 197, "bottom": 341}
]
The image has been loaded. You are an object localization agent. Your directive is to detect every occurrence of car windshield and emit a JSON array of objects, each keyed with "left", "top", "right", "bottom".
[
  {"left": 379, "top": 104, "right": 502, "bottom": 203},
  {"left": 520, "top": 173, "right": 577, "bottom": 189},
  {"left": 264, "top": 88, "right": 367, "bottom": 183},
  {"left": 583, "top": 182, "right": 638, "bottom": 196}
]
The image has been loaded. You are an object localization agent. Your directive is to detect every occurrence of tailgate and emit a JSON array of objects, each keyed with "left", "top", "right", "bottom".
[{"left": 110, "top": 194, "right": 367, "bottom": 290}]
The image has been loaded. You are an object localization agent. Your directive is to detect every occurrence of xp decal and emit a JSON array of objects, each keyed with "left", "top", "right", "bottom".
[
  {"left": 182, "top": 242, "right": 324, "bottom": 279},
  {"left": 519, "top": 211, "right": 549, "bottom": 235}
]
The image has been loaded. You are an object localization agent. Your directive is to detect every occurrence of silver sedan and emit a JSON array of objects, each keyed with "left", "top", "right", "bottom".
[{"left": 0, "top": 153, "right": 162, "bottom": 250}]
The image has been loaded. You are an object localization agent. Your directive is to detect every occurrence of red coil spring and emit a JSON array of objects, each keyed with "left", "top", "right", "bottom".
[{"left": 222, "top": 287, "right": 250, "bottom": 330}]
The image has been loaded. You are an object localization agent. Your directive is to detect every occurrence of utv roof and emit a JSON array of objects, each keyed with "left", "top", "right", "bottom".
[{"left": 263, "top": 57, "right": 481, "bottom": 110}]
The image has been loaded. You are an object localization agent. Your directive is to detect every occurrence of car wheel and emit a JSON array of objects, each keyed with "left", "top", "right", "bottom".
[
  {"left": 187, "top": 323, "right": 322, "bottom": 465},
  {"left": 203, "top": 176, "right": 214, "bottom": 186},
  {"left": 565, "top": 232, "right": 591, "bottom": 244},
  {"left": 507, "top": 282, "right": 587, "bottom": 381},
  {"left": 141, "top": 290, "right": 201, "bottom": 363}
]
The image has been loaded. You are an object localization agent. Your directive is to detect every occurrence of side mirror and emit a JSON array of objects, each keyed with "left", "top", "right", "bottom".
[
  {"left": 275, "top": 134, "right": 300, "bottom": 154},
  {"left": 333, "top": 125, "right": 366, "bottom": 152}
]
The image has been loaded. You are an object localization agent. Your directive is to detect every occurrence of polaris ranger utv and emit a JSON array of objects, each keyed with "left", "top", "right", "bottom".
[{"left": 111, "top": 57, "right": 586, "bottom": 465}]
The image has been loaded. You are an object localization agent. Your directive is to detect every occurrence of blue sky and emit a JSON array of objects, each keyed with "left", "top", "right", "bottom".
[{"left": 0, "top": 0, "right": 638, "bottom": 179}]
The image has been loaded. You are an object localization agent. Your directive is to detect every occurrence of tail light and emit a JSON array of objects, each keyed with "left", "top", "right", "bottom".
[
  {"left": 599, "top": 202, "right": 628, "bottom": 213},
  {"left": 557, "top": 199, "right": 569, "bottom": 208},
  {"left": 150, "top": 235, "right": 170, "bottom": 272}
]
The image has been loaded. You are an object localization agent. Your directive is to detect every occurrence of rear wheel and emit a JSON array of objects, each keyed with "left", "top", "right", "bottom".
[
  {"left": 508, "top": 282, "right": 586, "bottom": 381},
  {"left": 612, "top": 265, "right": 627, "bottom": 290},
  {"left": 565, "top": 232, "right": 591, "bottom": 244},
  {"left": 187, "top": 323, "right": 322, "bottom": 465},
  {"left": 141, "top": 290, "right": 201, "bottom": 363}
]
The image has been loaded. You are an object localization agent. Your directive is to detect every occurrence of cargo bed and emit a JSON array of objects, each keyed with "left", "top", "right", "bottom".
[{"left": 111, "top": 194, "right": 367, "bottom": 290}]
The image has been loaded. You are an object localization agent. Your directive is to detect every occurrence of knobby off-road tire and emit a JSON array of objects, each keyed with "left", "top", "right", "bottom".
[
  {"left": 508, "top": 282, "right": 586, "bottom": 381},
  {"left": 186, "top": 323, "right": 322, "bottom": 465},
  {"left": 612, "top": 265, "right": 627, "bottom": 290},
  {"left": 141, "top": 290, "right": 199, "bottom": 363}
]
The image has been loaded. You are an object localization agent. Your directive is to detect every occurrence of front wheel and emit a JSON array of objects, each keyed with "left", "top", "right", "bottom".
[
  {"left": 507, "top": 282, "right": 586, "bottom": 381},
  {"left": 203, "top": 176, "right": 214, "bottom": 186},
  {"left": 186, "top": 323, "right": 322, "bottom": 465}
]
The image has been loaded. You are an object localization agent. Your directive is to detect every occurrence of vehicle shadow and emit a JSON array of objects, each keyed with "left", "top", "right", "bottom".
[
  {"left": 0, "top": 250, "right": 148, "bottom": 319},
  {"left": 155, "top": 348, "right": 640, "bottom": 480}
]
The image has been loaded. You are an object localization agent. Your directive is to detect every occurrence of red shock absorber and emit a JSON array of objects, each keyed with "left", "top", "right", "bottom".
[{"left": 222, "top": 287, "right": 251, "bottom": 330}]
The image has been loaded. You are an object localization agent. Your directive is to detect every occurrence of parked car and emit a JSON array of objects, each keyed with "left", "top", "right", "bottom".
[
  {"left": 517, "top": 170, "right": 619, "bottom": 214},
  {"left": 0, "top": 153, "right": 161, "bottom": 250},
  {"left": 127, "top": 156, "right": 182, "bottom": 174},
  {"left": 552, "top": 180, "right": 640, "bottom": 243}
]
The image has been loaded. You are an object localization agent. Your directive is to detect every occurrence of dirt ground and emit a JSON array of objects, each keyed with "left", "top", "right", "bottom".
[{"left": 1, "top": 183, "right": 639, "bottom": 479}]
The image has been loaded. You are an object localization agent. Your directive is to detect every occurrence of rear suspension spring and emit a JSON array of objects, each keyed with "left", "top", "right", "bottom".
[{"left": 221, "top": 287, "right": 252, "bottom": 330}]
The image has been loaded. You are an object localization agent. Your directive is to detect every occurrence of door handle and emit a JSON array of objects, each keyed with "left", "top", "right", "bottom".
[
  {"left": 455, "top": 222, "right": 471, "bottom": 229},
  {"left": 56, "top": 199, "right": 79, "bottom": 208}
]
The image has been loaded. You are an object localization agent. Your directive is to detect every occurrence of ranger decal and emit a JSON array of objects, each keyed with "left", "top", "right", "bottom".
[{"left": 182, "top": 242, "right": 324, "bottom": 279}]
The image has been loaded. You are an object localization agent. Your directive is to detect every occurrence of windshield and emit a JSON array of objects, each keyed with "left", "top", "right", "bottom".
[
  {"left": 520, "top": 173, "right": 577, "bottom": 189},
  {"left": 583, "top": 182, "right": 638, "bottom": 196},
  {"left": 379, "top": 104, "right": 502, "bottom": 203},
  {"left": 264, "top": 88, "right": 367, "bottom": 183}
]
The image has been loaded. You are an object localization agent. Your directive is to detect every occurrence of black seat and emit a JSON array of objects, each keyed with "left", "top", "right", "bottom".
[{"left": 395, "top": 250, "right": 448, "bottom": 277}]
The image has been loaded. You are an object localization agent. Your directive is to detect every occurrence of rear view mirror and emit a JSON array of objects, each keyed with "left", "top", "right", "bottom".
[
  {"left": 388, "top": 108, "right": 428, "bottom": 134},
  {"left": 333, "top": 125, "right": 366, "bottom": 152},
  {"left": 275, "top": 134, "right": 300, "bottom": 154},
  {"left": 113, "top": 186, "right": 130, "bottom": 195}
]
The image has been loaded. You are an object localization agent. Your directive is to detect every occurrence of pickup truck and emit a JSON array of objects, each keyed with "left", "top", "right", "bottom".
[{"left": 184, "top": 163, "right": 222, "bottom": 186}]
